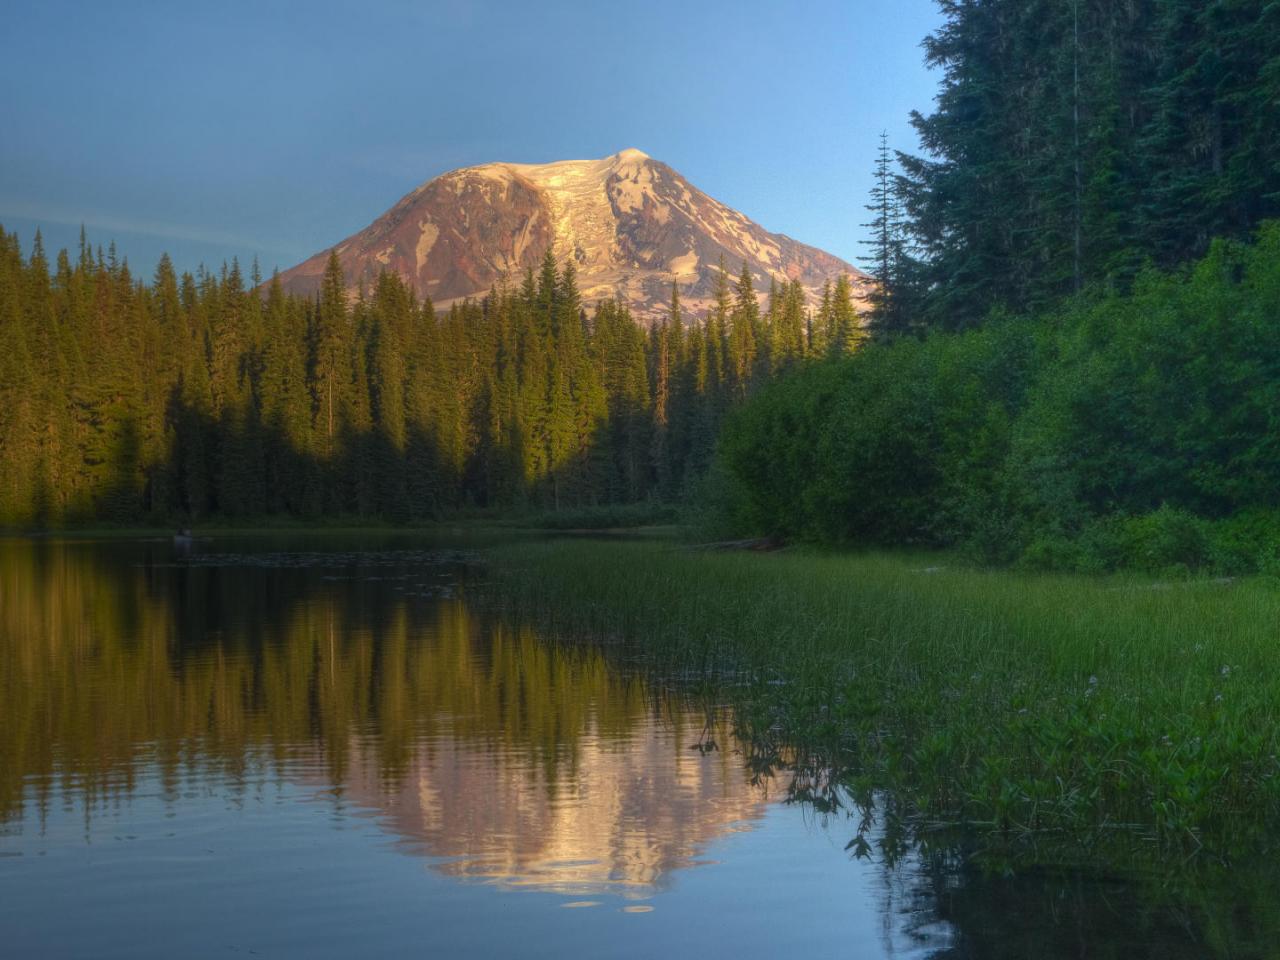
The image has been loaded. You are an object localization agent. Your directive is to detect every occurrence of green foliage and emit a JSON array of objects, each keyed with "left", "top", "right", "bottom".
[
  {"left": 899, "top": 0, "right": 1280, "bottom": 328},
  {"left": 717, "top": 225, "right": 1280, "bottom": 574},
  {"left": 0, "top": 223, "right": 864, "bottom": 529},
  {"left": 487, "top": 538, "right": 1280, "bottom": 853},
  {"left": 720, "top": 312, "right": 1038, "bottom": 549},
  {"left": 716, "top": 359, "right": 854, "bottom": 537}
]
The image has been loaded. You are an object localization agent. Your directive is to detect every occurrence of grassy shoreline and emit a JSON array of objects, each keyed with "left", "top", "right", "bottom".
[{"left": 481, "top": 538, "right": 1280, "bottom": 857}]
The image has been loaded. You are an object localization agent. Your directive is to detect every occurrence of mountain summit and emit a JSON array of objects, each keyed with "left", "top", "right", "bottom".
[{"left": 276, "top": 150, "right": 866, "bottom": 319}]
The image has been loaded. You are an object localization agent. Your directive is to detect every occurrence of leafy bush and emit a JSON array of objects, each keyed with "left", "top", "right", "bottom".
[
  {"left": 1207, "top": 509, "right": 1280, "bottom": 575},
  {"left": 716, "top": 360, "right": 855, "bottom": 538},
  {"left": 1118, "top": 507, "right": 1214, "bottom": 573},
  {"left": 715, "top": 223, "right": 1280, "bottom": 574}
]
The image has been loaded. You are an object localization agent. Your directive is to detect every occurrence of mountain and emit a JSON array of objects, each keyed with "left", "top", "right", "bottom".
[{"left": 276, "top": 149, "right": 867, "bottom": 320}]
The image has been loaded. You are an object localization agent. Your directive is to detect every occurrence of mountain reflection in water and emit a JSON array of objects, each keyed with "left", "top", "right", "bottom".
[
  {"left": 342, "top": 711, "right": 763, "bottom": 895},
  {"left": 0, "top": 537, "right": 773, "bottom": 898},
  {"left": 3, "top": 536, "right": 1279, "bottom": 960}
]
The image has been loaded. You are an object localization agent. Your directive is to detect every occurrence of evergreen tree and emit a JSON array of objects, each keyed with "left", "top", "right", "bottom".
[
  {"left": 898, "top": 0, "right": 1280, "bottom": 328},
  {"left": 650, "top": 298, "right": 673, "bottom": 496},
  {"left": 828, "top": 274, "right": 862, "bottom": 356},
  {"left": 729, "top": 263, "right": 759, "bottom": 397},
  {"left": 861, "top": 132, "right": 913, "bottom": 340}
]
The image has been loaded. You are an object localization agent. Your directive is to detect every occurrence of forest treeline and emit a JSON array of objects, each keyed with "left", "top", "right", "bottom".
[
  {"left": 717, "top": 0, "right": 1280, "bottom": 572},
  {"left": 0, "top": 228, "right": 863, "bottom": 527}
]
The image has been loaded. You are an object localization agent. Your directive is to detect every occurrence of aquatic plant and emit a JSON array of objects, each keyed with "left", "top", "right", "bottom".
[{"left": 484, "top": 539, "right": 1280, "bottom": 856}]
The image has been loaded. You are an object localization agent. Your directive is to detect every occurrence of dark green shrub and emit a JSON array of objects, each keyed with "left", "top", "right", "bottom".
[
  {"left": 1112, "top": 507, "right": 1213, "bottom": 574},
  {"left": 714, "top": 223, "right": 1280, "bottom": 574},
  {"left": 1207, "top": 509, "right": 1280, "bottom": 575}
]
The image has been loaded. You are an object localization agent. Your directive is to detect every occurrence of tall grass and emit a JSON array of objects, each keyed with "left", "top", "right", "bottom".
[{"left": 483, "top": 539, "right": 1280, "bottom": 855}]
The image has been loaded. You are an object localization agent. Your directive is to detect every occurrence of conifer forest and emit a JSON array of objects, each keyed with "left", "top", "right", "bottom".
[{"left": 0, "top": 235, "right": 862, "bottom": 526}]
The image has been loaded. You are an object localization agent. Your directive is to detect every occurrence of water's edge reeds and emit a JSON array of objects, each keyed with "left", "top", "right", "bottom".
[{"left": 480, "top": 538, "right": 1280, "bottom": 863}]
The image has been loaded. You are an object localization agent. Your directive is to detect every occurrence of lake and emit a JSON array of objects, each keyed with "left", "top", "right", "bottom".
[{"left": 0, "top": 535, "right": 1274, "bottom": 958}]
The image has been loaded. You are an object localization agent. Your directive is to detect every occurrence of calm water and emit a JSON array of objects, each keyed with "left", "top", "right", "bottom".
[{"left": 0, "top": 536, "right": 1276, "bottom": 958}]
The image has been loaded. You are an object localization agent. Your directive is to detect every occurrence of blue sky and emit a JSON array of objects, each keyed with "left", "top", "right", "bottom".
[{"left": 0, "top": 0, "right": 942, "bottom": 277}]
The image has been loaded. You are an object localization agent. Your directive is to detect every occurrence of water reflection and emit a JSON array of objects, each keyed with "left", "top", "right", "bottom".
[
  {"left": 0, "top": 537, "right": 771, "bottom": 898},
  {"left": 341, "top": 710, "right": 762, "bottom": 895},
  {"left": 2, "top": 537, "right": 1278, "bottom": 959}
]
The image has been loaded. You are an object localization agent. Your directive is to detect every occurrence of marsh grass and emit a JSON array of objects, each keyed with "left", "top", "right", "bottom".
[{"left": 483, "top": 539, "right": 1280, "bottom": 856}]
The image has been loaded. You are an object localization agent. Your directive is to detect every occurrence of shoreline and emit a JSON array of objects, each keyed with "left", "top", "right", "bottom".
[{"left": 480, "top": 537, "right": 1280, "bottom": 859}]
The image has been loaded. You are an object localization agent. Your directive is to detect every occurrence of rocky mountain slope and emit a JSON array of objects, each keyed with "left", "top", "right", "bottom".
[{"left": 277, "top": 149, "right": 867, "bottom": 320}]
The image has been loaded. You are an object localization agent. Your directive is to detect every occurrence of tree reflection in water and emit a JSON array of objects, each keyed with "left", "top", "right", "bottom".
[{"left": 1, "top": 536, "right": 1276, "bottom": 957}]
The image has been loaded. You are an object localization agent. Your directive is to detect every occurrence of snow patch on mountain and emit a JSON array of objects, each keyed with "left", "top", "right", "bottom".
[{"left": 414, "top": 222, "right": 439, "bottom": 275}]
